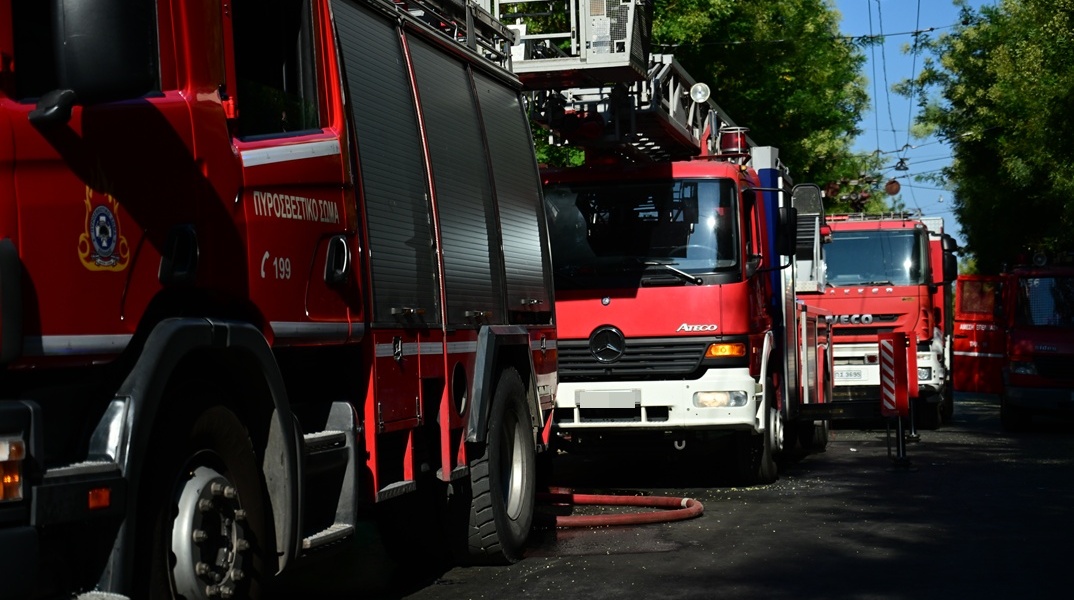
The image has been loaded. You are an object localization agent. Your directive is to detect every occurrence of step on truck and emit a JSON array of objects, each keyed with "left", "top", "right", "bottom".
[
  {"left": 0, "top": 0, "right": 557, "bottom": 597},
  {"left": 492, "top": 0, "right": 833, "bottom": 484},
  {"left": 815, "top": 213, "right": 959, "bottom": 429}
]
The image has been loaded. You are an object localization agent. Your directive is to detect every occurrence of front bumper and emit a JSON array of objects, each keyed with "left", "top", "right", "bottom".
[
  {"left": 833, "top": 343, "right": 945, "bottom": 397},
  {"left": 554, "top": 367, "right": 762, "bottom": 433}
]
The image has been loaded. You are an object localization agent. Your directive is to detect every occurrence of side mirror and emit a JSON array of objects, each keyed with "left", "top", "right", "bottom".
[
  {"left": 36, "top": 0, "right": 157, "bottom": 123},
  {"left": 776, "top": 206, "right": 798, "bottom": 256},
  {"left": 943, "top": 252, "right": 958, "bottom": 284},
  {"left": 791, "top": 183, "right": 824, "bottom": 214}
]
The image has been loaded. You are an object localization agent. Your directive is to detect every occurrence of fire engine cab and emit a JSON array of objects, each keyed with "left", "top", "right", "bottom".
[{"left": 493, "top": 0, "right": 833, "bottom": 484}]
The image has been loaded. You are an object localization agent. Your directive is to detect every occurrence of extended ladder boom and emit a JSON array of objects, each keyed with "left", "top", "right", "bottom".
[{"left": 486, "top": 0, "right": 750, "bottom": 162}]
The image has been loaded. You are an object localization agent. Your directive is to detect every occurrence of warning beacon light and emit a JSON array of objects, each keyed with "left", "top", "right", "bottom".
[{"left": 718, "top": 126, "right": 750, "bottom": 156}]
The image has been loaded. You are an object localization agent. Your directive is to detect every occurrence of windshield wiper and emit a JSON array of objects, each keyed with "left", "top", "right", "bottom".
[{"left": 641, "top": 260, "right": 703, "bottom": 285}]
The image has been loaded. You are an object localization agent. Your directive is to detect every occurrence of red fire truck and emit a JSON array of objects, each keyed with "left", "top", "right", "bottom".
[
  {"left": 495, "top": 0, "right": 833, "bottom": 484},
  {"left": 0, "top": 1, "right": 556, "bottom": 598},
  {"left": 816, "top": 213, "right": 958, "bottom": 428},
  {"left": 954, "top": 258, "right": 1074, "bottom": 430}
]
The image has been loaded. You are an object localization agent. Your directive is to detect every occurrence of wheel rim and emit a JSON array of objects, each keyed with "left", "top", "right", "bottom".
[
  {"left": 770, "top": 405, "right": 784, "bottom": 455},
  {"left": 499, "top": 409, "right": 527, "bottom": 520},
  {"left": 170, "top": 463, "right": 250, "bottom": 600}
]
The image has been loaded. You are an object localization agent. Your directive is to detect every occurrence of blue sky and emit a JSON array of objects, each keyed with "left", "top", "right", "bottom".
[{"left": 833, "top": 0, "right": 999, "bottom": 247}]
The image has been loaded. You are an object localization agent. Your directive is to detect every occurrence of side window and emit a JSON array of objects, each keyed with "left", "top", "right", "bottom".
[
  {"left": 232, "top": 0, "right": 319, "bottom": 138},
  {"left": 10, "top": 1, "right": 56, "bottom": 100},
  {"left": 741, "top": 187, "right": 756, "bottom": 256}
]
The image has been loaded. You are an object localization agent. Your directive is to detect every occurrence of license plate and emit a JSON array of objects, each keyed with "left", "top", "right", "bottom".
[
  {"left": 835, "top": 369, "right": 863, "bottom": 381},
  {"left": 576, "top": 389, "right": 640, "bottom": 409}
]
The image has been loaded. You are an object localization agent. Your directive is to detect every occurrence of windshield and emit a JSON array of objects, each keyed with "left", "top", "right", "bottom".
[
  {"left": 544, "top": 179, "right": 738, "bottom": 286},
  {"left": 1016, "top": 276, "right": 1074, "bottom": 328},
  {"left": 824, "top": 228, "right": 928, "bottom": 286}
]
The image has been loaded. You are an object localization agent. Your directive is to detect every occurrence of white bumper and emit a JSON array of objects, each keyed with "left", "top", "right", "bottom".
[
  {"left": 554, "top": 367, "right": 762, "bottom": 433},
  {"left": 832, "top": 343, "right": 946, "bottom": 392}
]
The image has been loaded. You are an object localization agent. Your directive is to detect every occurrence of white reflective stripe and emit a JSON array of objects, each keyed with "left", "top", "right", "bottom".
[
  {"left": 23, "top": 335, "right": 133, "bottom": 356},
  {"left": 271, "top": 321, "right": 353, "bottom": 343},
  {"left": 375, "top": 342, "right": 420, "bottom": 358},
  {"left": 424, "top": 342, "right": 447, "bottom": 354},
  {"left": 953, "top": 351, "right": 1006, "bottom": 359},
  {"left": 373, "top": 341, "right": 480, "bottom": 357},
  {"left": 446, "top": 341, "right": 477, "bottom": 354},
  {"left": 240, "top": 139, "right": 341, "bottom": 167}
]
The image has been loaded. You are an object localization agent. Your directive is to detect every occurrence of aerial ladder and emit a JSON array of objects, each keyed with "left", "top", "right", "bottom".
[{"left": 487, "top": 0, "right": 749, "bottom": 161}]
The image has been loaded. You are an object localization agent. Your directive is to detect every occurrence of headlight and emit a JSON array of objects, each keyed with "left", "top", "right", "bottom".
[
  {"left": 694, "top": 391, "right": 748, "bottom": 408},
  {"left": 1009, "top": 361, "right": 1038, "bottom": 376},
  {"left": 917, "top": 367, "right": 932, "bottom": 381}
]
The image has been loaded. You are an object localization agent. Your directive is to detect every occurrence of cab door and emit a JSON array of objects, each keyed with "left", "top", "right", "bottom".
[
  {"left": 953, "top": 275, "right": 1005, "bottom": 394},
  {"left": 227, "top": 0, "right": 358, "bottom": 344}
]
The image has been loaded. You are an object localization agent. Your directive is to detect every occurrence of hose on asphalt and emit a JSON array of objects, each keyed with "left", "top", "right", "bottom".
[{"left": 537, "top": 490, "right": 705, "bottom": 527}]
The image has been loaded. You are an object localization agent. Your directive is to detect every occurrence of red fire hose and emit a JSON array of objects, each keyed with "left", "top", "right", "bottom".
[{"left": 537, "top": 490, "right": 704, "bottom": 527}]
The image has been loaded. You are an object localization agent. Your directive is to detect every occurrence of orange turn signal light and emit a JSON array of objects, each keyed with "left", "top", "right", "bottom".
[{"left": 705, "top": 343, "right": 746, "bottom": 358}]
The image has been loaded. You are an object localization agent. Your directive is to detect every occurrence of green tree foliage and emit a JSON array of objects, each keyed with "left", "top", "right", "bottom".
[
  {"left": 904, "top": 0, "right": 1074, "bottom": 273},
  {"left": 652, "top": 0, "right": 872, "bottom": 190}
]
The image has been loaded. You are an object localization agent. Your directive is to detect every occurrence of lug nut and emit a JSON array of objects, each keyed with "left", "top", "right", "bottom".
[
  {"left": 235, "top": 539, "right": 250, "bottom": 551},
  {"left": 192, "top": 529, "right": 209, "bottom": 543},
  {"left": 229, "top": 568, "right": 245, "bottom": 581},
  {"left": 234, "top": 509, "right": 247, "bottom": 522},
  {"left": 223, "top": 485, "right": 237, "bottom": 499},
  {"left": 211, "top": 482, "right": 225, "bottom": 496},
  {"left": 195, "top": 561, "right": 211, "bottom": 576},
  {"left": 198, "top": 498, "right": 214, "bottom": 512}
]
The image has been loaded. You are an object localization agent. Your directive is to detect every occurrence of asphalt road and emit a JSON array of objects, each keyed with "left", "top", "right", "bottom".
[{"left": 285, "top": 393, "right": 1074, "bottom": 599}]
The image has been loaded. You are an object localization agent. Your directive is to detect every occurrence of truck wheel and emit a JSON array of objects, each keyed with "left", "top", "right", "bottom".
[
  {"left": 798, "top": 419, "right": 829, "bottom": 453},
  {"left": 941, "top": 385, "right": 955, "bottom": 424},
  {"left": 465, "top": 368, "right": 536, "bottom": 564},
  {"left": 138, "top": 405, "right": 272, "bottom": 599},
  {"left": 733, "top": 378, "right": 780, "bottom": 485}
]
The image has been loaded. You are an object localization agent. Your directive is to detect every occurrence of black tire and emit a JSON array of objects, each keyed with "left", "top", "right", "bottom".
[
  {"left": 1000, "top": 395, "right": 1030, "bottom": 431},
  {"left": 136, "top": 404, "right": 273, "bottom": 599},
  {"left": 798, "top": 419, "right": 829, "bottom": 453},
  {"left": 941, "top": 385, "right": 955, "bottom": 423},
  {"left": 464, "top": 368, "right": 536, "bottom": 564},
  {"left": 733, "top": 377, "right": 780, "bottom": 485}
]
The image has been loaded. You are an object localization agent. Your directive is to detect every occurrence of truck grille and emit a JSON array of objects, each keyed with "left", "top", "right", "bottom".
[
  {"left": 558, "top": 337, "right": 709, "bottom": 381},
  {"left": 831, "top": 314, "right": 900, "bottom": 342}
]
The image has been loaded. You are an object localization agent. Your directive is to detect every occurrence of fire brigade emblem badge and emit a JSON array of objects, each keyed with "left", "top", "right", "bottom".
[{"left": 78, "top": 186, "right": 130, "bottom": 271}]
